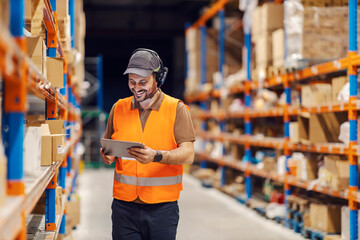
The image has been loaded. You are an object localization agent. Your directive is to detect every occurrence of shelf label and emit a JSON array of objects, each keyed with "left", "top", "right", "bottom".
[
  {"left": 328, "top": 105, "right": 332, "bottom": 111},
  {"left": 276, "top": 77, "right": 281, "bottom": 83},
  {"left": 340, "top": 147, "right": 344, "bottom": 154},
  {"left": 357, "top": 149, "right": 360, "bottom": 156},
  {"left": 333, "top": 60, "right": 341, "bottom": 69},
  {"left": 340, "top": 104, "right": 344, "bottom": 110},
  {"left": 357, "top": 102, "right": 360, "bottom": 109},
  {"left": 317, "top": 106, "right": 320, "bottom": 112},
  {"left": 311, "top": 67, "right": 318, "bottom": 74},
  {"left": 328, "top": 146, "right": 333, "bottom": 153},
  {"left": 317, "top": 145, "right": 321, "bottom": 152}
]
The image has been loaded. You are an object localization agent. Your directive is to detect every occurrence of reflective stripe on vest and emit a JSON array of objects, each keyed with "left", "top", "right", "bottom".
[
  {"left": 121, "top": 157, "right": 136, "bottom": 161},
  {"left": 114, "top": 171, "right": 182, "bottom": 186}
]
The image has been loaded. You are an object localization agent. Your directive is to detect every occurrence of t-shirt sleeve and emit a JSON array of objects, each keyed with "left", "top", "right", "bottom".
[
  {"left": 174, "top": 101, "right": 195, "bottom": 145},
  {"left": 104, "top": 104, "right": 116, "bottom": 139}
]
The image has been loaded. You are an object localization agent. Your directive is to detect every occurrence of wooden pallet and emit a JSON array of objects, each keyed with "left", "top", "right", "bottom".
[{"left": 302, "top": 227, "right": 340, "bottom": 240}]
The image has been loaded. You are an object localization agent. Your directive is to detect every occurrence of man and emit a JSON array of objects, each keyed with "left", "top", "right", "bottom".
[{"left": 100, "top": 48, "right": 195, "bottom": 240}]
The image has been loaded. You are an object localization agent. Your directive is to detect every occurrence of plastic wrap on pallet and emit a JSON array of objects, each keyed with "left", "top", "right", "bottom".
[
  {"left": 285, "top": 1, "right": 354, "bottom": 68},
  {"left": 284, "top": 0, "right": 304, "bottom": 67}
]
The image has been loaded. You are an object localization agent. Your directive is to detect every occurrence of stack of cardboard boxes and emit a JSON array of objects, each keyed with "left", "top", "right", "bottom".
[
  {"left": 57, "top": 0, "right": 71, "bottom": 52},
  {"left": 185, "top": 28, "right": 219, "bottom": 95},
  {"left": 309, "top": 203, "right": 342, "bottom": 234},
  {"left": 285, "top": 3, "right": 360, "bottom": 66},
  {"left": 25, "top": 0, "right": 45, "bottom": 36},
  {"left": 251, "top": 3, "right": 284, "bottom": 78}
]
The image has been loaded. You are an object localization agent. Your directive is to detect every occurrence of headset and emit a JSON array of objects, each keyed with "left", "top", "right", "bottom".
[{"left": 131, "top": 48, "right": 168, "bottom": 89}]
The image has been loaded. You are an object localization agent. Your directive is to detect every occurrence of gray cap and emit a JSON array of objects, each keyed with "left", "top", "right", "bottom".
[{"left": 123, "top": 50, "right": 161, "bottom": 77}]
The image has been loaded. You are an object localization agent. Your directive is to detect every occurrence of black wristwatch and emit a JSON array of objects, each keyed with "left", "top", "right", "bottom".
[{"left": 153, "top": 150, "right": 163, "bottom": 162}]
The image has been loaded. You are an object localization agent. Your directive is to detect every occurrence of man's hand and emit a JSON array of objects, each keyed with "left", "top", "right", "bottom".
[
  {"left": 100, "top": 148, "right": 116, "bottom": 165},
  {"left": 127, "top": 145, "right": 157, "bottom": 164}
]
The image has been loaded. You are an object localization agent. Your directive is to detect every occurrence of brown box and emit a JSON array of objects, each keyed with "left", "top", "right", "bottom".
[
  {"left": 260, "top": 3, "right": 284, "bottom": 33},
  {"left": 0, "top": 0, "right": 9, "bottom": 27},
  {"left": 296, "top": 157, "right": 318, "bottom": 181},
  {"left": 186, "top": 28, "right": 200, "bottom": 52},
  {"left": 263, "top": 157, "right": 277, "bottom": 172},
  {"left": 272, "top": 28, "right": 285, "bottom": 68},
  {"left": 52, "top": 134, "right": 65, "bottom": 162},
  {"left": 41, "top": 124, "right": 53, "bottom": 166},
  {"left": 324, "top": 155, "right": 349, "bottom": 191},
  {"left": 298, "top": 112, "right": 310, "bottom": 144},
  {"left": 26, "top": 36, "right": 47, "bottom": 75},
  {"left": 46, "top": 57, "right": 64, "bottom": 88},
  {"left": 332, "top": 76, "right": 347, "bottom": 103},
  {"left": 251, "top": 6, "right": 262, "bottom": 38},
  {"left": 56, "top": 0, "right": 69, "bottom": 19},
  {"left": 289, "top": 122, "right": 299, "bottom": 143},
  {"left": 45, "top": 120, "right": 65, "bottom": 134},
  {"left": 310, "top": 203, "right": 341, "bottom": 233},
  {"left": 255, "top": 32, "right": 273, "bottom": 67},
  {"left": 301, "top": 84, "right": 332, "bottom": 107},
  {"left": 67, "top": 195, "right": 80, "bottom": 226},
  {"left": 309, "top": 112, "right": 347, "bottom": 144}
]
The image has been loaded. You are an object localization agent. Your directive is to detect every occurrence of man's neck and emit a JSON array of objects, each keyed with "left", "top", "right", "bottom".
[{"left": 139, "top": 90, "right": 160, "bottom": 109}]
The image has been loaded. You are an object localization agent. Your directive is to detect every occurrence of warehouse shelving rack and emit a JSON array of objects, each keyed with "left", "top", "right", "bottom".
[
  {"left": 185, "top": 0, "right": 360, "bottom": 239},
  {"left": 0, "top": 0, "right": 82, "bottom": 239}
]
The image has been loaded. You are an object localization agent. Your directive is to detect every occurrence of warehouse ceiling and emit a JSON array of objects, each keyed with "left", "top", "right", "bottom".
[{"left": 83, "top": 0, "right": 241, "bottom": 111}]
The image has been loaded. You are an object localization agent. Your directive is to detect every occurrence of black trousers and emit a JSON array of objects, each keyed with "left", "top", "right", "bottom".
[{"left": 111, "top": 199, "right": 179, "bottom": 240}]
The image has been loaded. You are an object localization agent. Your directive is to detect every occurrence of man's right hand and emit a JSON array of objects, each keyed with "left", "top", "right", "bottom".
[{"left": 100, "top": 148, "right": 116, "bottom": 165}]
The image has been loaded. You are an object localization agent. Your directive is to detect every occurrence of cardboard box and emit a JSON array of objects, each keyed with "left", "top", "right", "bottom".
[
  {"left": 296, "top": 156, "right": 318, "bottom": 181},
  {"left": 186, "top": 28, "right": 200, "bottom": 51},
  {"left": 272, "top": 28, "right": 284, "bottom": 68},
  {"left": 309, "top": 112, "right": 347, "bottom": 144},
  {"left": 46, "top": 57, "right": 64, "bottom": 88},
  {"left": 263, "top": 157, "right": 277, "bottom": 172},
  {"left": 26, "top": 36, "right": 47, "bottom": 75},
  {"left": 332, "top": 76, "right": 347, "bottom": 103},
  {"left": 259, "top": 3, "right": 284, "bottom": 34},
  {"left": 289, "top": 122, "right": 299, "bottom": 143},
  {"left": 67, "top": 195, "right": 80, "bottom": 226},
  {"left": 45, "top": 120, "right": 65, "bottom": 134},
  {"left": 298, "top": 112, "right": 310, "bottom": 144},
  {"left": 310, "top": 203, "right": 341, "bottom": 233},
  {"left": 52, "top": 134, "right": 65, "bottom": 162},
  {"left": 324, "top": 155, "right": 349, "bottom": 191},
  {"left": 255, "top": 32, "right": 273, "bottom": 67},
  {"left": 251, "top": 6, "right": 262, "bottom": 38},
  {"left": 0, "top": 0, "right": 9, "bottom": 27},
  {"left": 301, "top": 84, "right": 332, "bottom": 107},
  {"left": 56, "top": 0, "right": 69, "bottom": 19}
]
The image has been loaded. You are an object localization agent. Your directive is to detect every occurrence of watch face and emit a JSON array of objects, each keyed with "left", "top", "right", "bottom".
[{"left": 154, "top": 151, "right": 162, "bottom": 162}]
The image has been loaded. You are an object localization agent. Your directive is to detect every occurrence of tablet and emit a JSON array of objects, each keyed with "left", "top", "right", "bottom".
[{"left": 100, "top": 138, "right": 144, "bottom": 159}]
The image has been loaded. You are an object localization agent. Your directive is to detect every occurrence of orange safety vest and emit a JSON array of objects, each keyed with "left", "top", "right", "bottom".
[{"left": 111, "top": 94, "right": 184, "bottom": 204}]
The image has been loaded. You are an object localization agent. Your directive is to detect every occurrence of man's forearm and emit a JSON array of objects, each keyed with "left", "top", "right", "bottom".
[{"left": 159, "top": 142, "right": 194, "bottom": 165}]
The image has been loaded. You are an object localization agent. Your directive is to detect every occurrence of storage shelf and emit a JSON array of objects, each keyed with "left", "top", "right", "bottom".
[
  {"left": 0, "top": 24, "right": 75, "bottom": 114},
  {"left": 198, "top": 131, "right": 351, "bottom": 155},
  {"left": 43, "top": 0, "right": 64, "bottom": 57},
  {"left": 196, "top": 152, "right": 348, "bottom": 200},
  {"left": 0, "top": 197, "right": 24, "bottom": 240},
  {"left": 185, "top": 56, "right": 354, "bottom": 103},
  {"left": 0, "top": 132, "right": 80, "bottom": 239},
  {"left": 195, "top": 101, "right": 360, "bottom": 121}
]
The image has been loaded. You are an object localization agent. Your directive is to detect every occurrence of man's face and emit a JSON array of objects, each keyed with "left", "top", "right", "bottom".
[{"left": 128, "top": 73, "right": 157, "bottom": 102}]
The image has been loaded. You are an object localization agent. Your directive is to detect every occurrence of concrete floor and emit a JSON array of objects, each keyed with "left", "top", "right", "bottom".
[{"left": 73, "top": 168, "right": 304, "bottom": 240}]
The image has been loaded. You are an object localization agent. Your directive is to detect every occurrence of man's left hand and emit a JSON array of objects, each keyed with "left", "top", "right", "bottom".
[{"left": 127, "top": 144, "right": 157, "bottom": 164}]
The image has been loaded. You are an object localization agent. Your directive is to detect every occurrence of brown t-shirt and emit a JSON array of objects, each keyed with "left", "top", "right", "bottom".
[{"left": 104, "top": 91, "right": 195, "bottom": 144}]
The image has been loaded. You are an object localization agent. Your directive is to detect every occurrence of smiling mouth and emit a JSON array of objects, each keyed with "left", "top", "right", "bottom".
[{"left": 134, "top": 90, "right": 146, "bottom": 98}]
